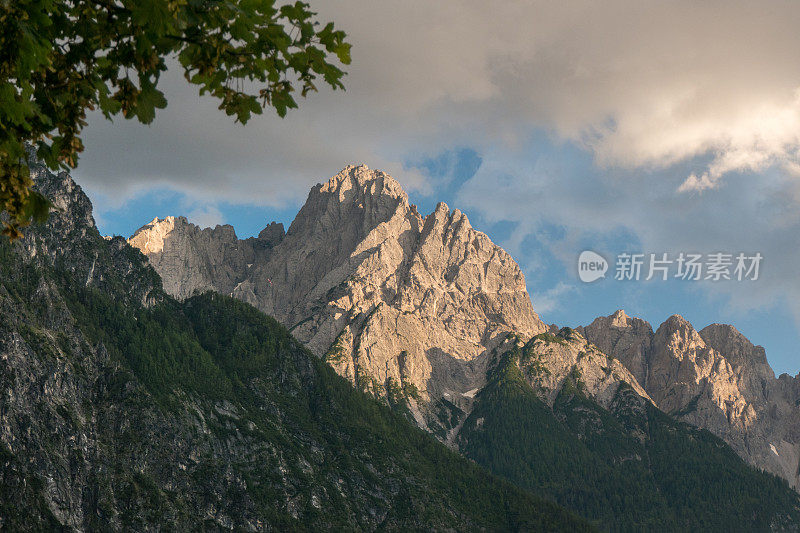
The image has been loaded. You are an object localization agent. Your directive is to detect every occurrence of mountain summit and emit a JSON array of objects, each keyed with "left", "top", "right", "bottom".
[{"left": 130, "top": 165, "right": 548, "bottom": 430}]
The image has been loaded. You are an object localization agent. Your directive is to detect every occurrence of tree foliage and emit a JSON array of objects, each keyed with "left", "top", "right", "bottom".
[{"left": 0, "top": 0, "right": 351, "bottom": 238}]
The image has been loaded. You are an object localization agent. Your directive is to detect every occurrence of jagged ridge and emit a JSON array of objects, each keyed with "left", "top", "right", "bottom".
[{"left": 582, "top": 310, "right": 800, "bottom": 489}]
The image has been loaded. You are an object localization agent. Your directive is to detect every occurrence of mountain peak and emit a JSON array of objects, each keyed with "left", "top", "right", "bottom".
[
  {"left": 29, "top": 160, "right": 96, "bottom": 235},
  {"left": 256, "top": 221, "right": 285, "bottom": 246},
  {"left": 654, "top": 314, "right": 704, "bottom": 350},
  {"left": 662, "top": 313, "right": 690, "bottom": 326},
  {"left": 582, "top": 309, "right": 654, "bottom": 386},
  {"left": 658, "top": 314, "right": 698, "bottom": 336},
  {"left": 319, "top": 164, "right": 409, "bottom": 205},
  {"left": 130, "top": 216, "right": 192, "bottom": 255},
  {"left": 699, "top": 323, "right": 749, "bottom": 346},
  {"left": 286, "top": 166, "right": 412, "bottom": 243},
  {"left": 148, "top": 215, "right": 189, "bottom": 227},
  {"left": 128, "top": 164, "right": 546, "bottom": 426},
  {"left": 609, "top": 309, "right": 630, "bottom": 326},
  {"left": 699, "top": 323, "right": 773, "bottom": 377},
  {"left": 587, "top": 309, "right": 654, "bottom": 332}
]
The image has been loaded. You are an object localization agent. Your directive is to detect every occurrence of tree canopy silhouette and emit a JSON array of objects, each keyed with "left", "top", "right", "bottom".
[{"left": 0, "top": 0, "right": 351, "bottom": 238}]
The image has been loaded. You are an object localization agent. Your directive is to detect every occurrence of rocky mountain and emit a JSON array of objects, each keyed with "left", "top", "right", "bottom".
[
  {"left": 130, "top": 165, "right": 554, "bottom": 433},
  {"left": 131, "top": 167, "right": 673, "bottom": 442},
  {"left": 0, "top": 160, "right": 591, "bottom": 530},
  {"left": 581, "top": 310, "right": 800, "bottom": 489}
]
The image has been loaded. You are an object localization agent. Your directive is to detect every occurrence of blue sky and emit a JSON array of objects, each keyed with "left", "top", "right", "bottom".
[{"left": 75, "top": 1, "right": 800, "bottom": 376}]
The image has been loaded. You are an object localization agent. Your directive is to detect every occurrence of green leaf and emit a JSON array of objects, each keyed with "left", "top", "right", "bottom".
[
  {"left": 335, "top": 42, "right": 352, "bottom": 65},
  {"left": 135, "top": 79, "right": 167, "bottom": 124},
  {"left": 1, "top": 0, "right": 351, "bottom": 239},
  {"left": 21, "top": 190, "right": 52, "bottom": 225}
]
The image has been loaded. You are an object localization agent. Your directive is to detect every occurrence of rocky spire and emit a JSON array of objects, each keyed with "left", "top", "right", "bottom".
[{"left": 581, "top": 309, "right": 654, "bottom": 386}]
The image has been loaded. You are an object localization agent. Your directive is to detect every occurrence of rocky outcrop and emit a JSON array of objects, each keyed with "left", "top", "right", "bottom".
[
  {"left": 127, "top": 216, "right": 283, "bottom": 300},
  {"left": 130, "top": 165, "right": 547, "bottom": 428},
  {"left": 19, "top": 161, "right": 163, "bottom": 308},
  {"left": 583, "top": 310, "right": 800, "bottom": 489},
  {"left": 514, "top": 328, "right": 652, "bottom": 409},
  {"left": 579, "top": 309, "right": 653, "bottom": 386}
]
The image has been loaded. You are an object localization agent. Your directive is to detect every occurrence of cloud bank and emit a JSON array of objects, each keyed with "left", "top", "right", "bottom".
[
  {"left": 74, "top": 1, "right": 800, "bottom": 348},
  {"left": 79, "top": 1, "right": 800, "bottom": 198}
]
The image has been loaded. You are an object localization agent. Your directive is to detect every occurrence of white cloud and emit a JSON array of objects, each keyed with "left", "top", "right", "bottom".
[
  {"left": 678, "top": 173, "right": 718, "bottom": 193},
  {"left": 532, "top": 282, "right": 580, "bottom": 316},
  {"left": 456, "top": 147, "right": 800, "bottom": 334},
  {"left": 76, "top": 1, "right": 800, "bottom": 201},
  {"left": 186, "top": 204, "right": 224, "bottom": 229}
]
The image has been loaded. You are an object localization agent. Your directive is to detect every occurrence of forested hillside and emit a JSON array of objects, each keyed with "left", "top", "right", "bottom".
[{"left": 458, "top": 339, "right": 800, "bottom": 531}]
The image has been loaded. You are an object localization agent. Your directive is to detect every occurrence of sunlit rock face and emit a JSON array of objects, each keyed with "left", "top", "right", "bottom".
[
  {"left": 583, "top": 310, "right": 800, "bottom": 490},
  {"left": 129, "top": 165, "right": 547, "bottom": 428},
  {"left": 128, "top": 216, "right": 283, "bottom": 300},
  {"left": 579, "top": 309, "right": 653, "bottom": 386}
]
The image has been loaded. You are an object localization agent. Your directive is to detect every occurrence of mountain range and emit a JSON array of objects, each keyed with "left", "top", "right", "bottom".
[
  {"left": 129, "top": 164, "right": 800, "bottom": 494},
  {"left": 1, "top": 160, "right": 799, "bottom": 530},
  {"left": 0, "top": 160, "right": 588, "bottom": 530}
]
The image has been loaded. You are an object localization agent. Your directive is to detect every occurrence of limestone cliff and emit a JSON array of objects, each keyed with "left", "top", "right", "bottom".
[
  {"left": 583, "top": 310, "right": 800, "bottom": 489},
  {"left": 127, "top": 216, "right": 283, "bottom": 300}
]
